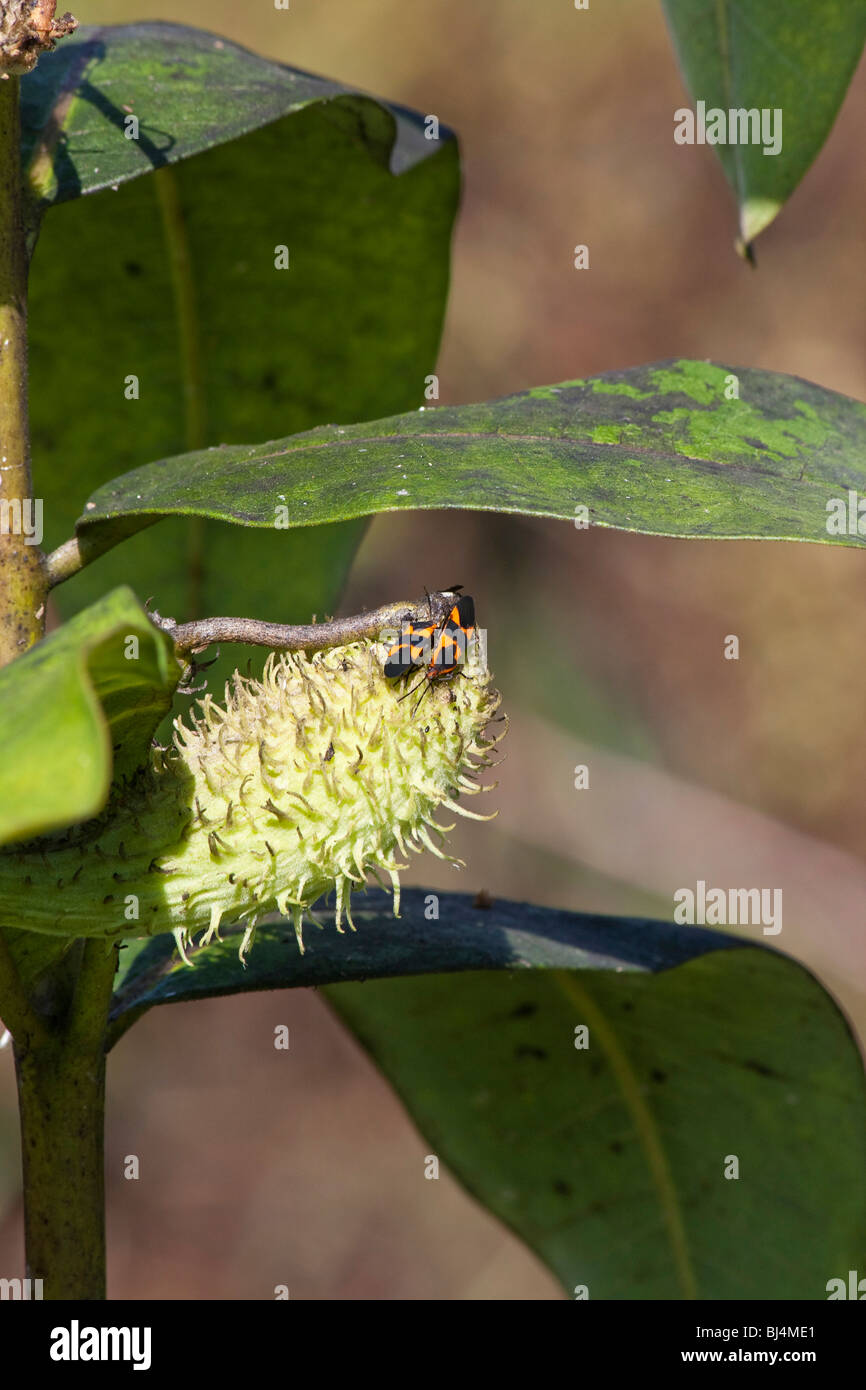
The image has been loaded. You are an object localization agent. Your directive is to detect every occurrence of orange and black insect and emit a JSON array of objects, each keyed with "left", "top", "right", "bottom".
[{"left": 384, "top": 585, "right": 476, "bottom": 714}]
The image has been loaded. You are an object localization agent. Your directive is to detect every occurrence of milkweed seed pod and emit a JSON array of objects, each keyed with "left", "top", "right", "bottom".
[{"left": 0, "top": 640, "right": 504, "bottom": 961}]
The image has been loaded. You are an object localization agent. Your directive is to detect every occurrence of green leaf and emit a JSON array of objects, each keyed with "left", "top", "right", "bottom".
[
  {"left": 19, "top": 20, "right": 448, "bottom": 213},
  {"left": 78, "top": 360, "right": 866, "bottom": 550},
  {"left": 105, "top": 890, "right": 866, "bottom": 1298},
  {"left": 329, "top": 961, "right": 866, "bottom": 1299},
  {"left": 107, "top": 889, "right": 741, "bottom": 1046},
  {"left": 662, "top": 0, "right": 866, "bottom": 246},
  {"left": 0, "top": 586, "right": 179, "bottom": 846},
  {"left": 28, "top": 21, "right": 459, "bottom": 706},
  {"left": 332, "top": 940, "right": 866, "bottom": 1301}
]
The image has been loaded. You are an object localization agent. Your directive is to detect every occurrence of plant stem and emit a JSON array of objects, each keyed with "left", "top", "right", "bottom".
[
  {"left": 147, "top": 587, "right": 464, "bottom": 656},
  {"left": 0, "top": 927, "right": 50, "bottom": 1049},
  {"left": 0, "top": 72, "right": 45, "bottom": 667},
  {"left": 45, "top": 520, "right": 160, "bottom": 588},
  {"left": 13, "top": 940, "right": 117, "bottom": 1299}
]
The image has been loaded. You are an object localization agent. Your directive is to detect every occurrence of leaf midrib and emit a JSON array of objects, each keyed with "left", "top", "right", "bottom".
[{"left": 555, "top": 971, "right": 698, "bottom": 1300}]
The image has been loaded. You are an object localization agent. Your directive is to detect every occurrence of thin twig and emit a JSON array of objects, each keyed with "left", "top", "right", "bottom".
[
  {"left": 45, "top": 521, "right": 159, "bottom": 590},
  {"left": 44, "top": 534, "right": 87, "bottom": 588},
  {"left": 150, "top": 588, "right": 462, "bottom": 656}
]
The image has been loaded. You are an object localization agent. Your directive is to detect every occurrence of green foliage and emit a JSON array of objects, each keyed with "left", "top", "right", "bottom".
[
  {"left": 107, "top": 889, "right": 742, "bottom": 1043},
  {"left": 75, "top": 359, "right": 866, "bottom": 548},
  {"left": 662, "top": 0, "right": 866, "bottom": 245},
  {"left": 27, "top": 21, "right": 458, "bottom": 711},
  {"left": 329, "top": 939, "right": 866, "bottom": 1299},
  {"left": 0, "top": 586, "right": 178, "bottom": 846},
  {"left": 19, "top": 20, "right": 430, "bottom": 211},
  {"left": 1, "top": 12, "right": 864, "bottom": 1305},
  {"left": 105, "top": 889, "right": 866, "bottom": 1298}
]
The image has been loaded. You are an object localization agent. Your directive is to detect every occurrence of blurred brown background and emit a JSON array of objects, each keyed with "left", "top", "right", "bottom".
[{"left": 1, "top": 0, "right": 865, "bottom": 1299}]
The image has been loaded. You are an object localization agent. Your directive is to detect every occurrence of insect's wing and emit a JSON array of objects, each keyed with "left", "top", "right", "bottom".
[
  {"left": 384, "top": 623, "right": 434, "bottom": 677},
  {"left": 429, "top": 626, "right": 457, "bottom": 672},
  {"left": 454, "top": 594, "right": 475, "bottom": 629},
  {"left": 384, "top": 644, "right": 417, "bottom": 677}
]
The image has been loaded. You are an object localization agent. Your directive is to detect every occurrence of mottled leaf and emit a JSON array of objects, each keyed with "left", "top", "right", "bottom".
[{"left": 77, "top": 360, "right": 866, "bottom": 551}]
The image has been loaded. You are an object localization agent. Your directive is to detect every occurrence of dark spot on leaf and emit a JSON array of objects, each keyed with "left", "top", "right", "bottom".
[
  {"left": 515, "top": 1044, "right": 548, "bottom": 1061},
  {"left": 552, "top": 1179, "right": 572, "bottom": 1197},
  {"left": 744, "top": 1058, "right": 780, "bottom": 1078},
  {"left": 124, "top": 261, "right": 143, "bottom": 277},
  {"left": 261, "top": 370, "right": 278, "bottom": 391},
  {"left": 650, "top": 1068, "right": 667, "bottom": 1083},
  {"left": 510, "top": 1002, "right": 538, "bottom": 1019},
  {"left": 621, "top": 1001, "right": 635, "bottom": 1012},
  {"left": 609, "top": 1140, "right": 623, "bottom": 1155}
]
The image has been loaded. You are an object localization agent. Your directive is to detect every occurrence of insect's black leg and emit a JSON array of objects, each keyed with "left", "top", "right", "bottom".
[
  {"left": 397, "top": 672, "right": 428, "bottom": 705},
  {"left": 411, "top": 675, "right": 433, "bottom": 716}
]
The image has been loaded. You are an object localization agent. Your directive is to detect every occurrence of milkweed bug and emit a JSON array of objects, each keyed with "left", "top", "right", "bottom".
[{"left": 384, "top": 586, "right": 476, "bottom": 714}]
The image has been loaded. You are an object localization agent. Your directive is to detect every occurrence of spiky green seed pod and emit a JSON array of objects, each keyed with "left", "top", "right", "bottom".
[{"left": 0, "top": 641, "right": 503, "bottom": 960}]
